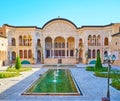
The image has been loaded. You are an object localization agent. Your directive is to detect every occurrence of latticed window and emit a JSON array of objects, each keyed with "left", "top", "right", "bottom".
[
  {"left": 24, "top": 50, "right": 27, "bottom": 58},
  {"left": 28, "top": 50, "right": 32, "bottom": 58},
  {"left": 19, "top": 50, "right": 23, "bottom": 58},
  {"left": 92, "top": 50, "right": 95, "bottom": 58},
  {"left": 104, "top": 37, "right": 109, "bottom": 45}
]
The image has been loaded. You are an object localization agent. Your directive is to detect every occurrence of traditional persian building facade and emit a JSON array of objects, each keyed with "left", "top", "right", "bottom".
[
  {"left": 0, "top": 26, "right": 7, "bottom": 66},
  {"left": 0, "top": 18, "right": 120, "bottom": 66}
]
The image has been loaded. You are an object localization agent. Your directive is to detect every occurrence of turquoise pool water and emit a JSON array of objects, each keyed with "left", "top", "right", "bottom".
[{"left": 23, "top": 69, "right": 81, "bottom": 95}]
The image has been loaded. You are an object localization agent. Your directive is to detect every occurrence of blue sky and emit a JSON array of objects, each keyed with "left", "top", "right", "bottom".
[{"left": 0, "top": 0, "right": 120, "bottom": 27}]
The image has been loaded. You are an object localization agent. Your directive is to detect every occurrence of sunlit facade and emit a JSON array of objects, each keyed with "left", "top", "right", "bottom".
[{"left": 1, "top": 18, "right": 120, "bottom": 66}]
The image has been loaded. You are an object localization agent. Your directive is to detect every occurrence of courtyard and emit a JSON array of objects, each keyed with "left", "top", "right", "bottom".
[{"left": 0, "top": 64, "right": 120, "bottom": 101}]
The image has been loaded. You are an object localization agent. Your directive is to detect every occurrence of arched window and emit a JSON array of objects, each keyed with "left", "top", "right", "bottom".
[
  {"left": 93, "top": 35, "right": 96, "bottom": 46},
  {"left": 62, "top": 42, "right": 65, "bottom": 48},
  {"left": 79, "top": 39, "right": 82, "bottom": 47},
  {"left": 92, "top": 49, "right": 95, "bottom": 58},
  {"left": 104, "top": 37, "right": 109, "bottom": 45},
  {"left": 24, "top": 50, "right": 27, "bottom": 58},
  {"left": 45, "top": 37, "right": 52, "bottom": 49},
  {"left": 59, "top": 43, "right": 61, "bottom": 48},
  {"left": 19, "top": 50, "right": 23, "bottom": 58},
  {"left": 37, "top": 39, "right": 41, "bottom": 46},
  {"left": 55, "top": 42, "right": 57, "bottom": 48},
  {"left": 97, "top": 35, "right": 101, "bottom": 46},
  {"left": 67, "top": 37, "right": 74, "bottom": 48},
  {"left": 11, "top": 38, "right": 16, "bottom": 46},
  {"left": 88, "top": 35, "right": 92, "bottom": 46},
  {"left": 28, "top": 35, "right": 32, "bottom": 46},
  {"left": 23, "top": 35, "right": 26, "bottom": 46},
  {"left": 19, "top": 36, "right": 22, "bottom": 46},
  {"left": 88, "top": 49, "right": 91, "bottom": 58},
  {"left": 97, "top": 49, "right": 100, "bottom": 54},
  {"left": 104, "top": 51, "right": 108, "bottom": 56},
  {"left": 28, "top": 50, "right": 32, "bottom": 58},
  {"left": 12, "top": 51, "right": 16, "bottom": 60}
]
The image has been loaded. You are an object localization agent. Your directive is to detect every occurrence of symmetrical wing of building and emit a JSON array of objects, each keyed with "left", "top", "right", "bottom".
[{"left": 0, "top": 18, "right": 120, "bottom": 66}]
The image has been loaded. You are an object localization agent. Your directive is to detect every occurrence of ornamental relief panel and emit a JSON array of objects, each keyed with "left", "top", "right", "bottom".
[
  {"left": 43, "top": 22, "right": 76, "bottom": 36},
  {"left": 85, "top": 30, "right": 104, "bottom": 37}
]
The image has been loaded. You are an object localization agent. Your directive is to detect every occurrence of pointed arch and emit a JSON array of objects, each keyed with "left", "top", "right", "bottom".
[
  {"left": 79, "top": 38, "right": 83, "bottom": 47},
  {"left": 93, "top": 35, "right": 96, "bottom": 46},
  {"left": 104, "top": 37, "right": 109, "bottom": 45},
  {"left": 11, "top": 38, "right": 16, "bottom": 46},
  {"left": 67, "top": 37, "right": 74, "bottom": 48},
  {"left": 37, "top": 50, "right": 41, "bottom": 63},
  {"left": 24, "top": 50, "right": 27, "bottom": 58},
  {"left": 28, "top": 50, "right": 32, "bottom": 58},
  {"left": 88, "top": 49, "right": 91, "bottom": 58},
  {"left": 28, "top": 35, "right": 32, "bottom": 46},
  {"left": 45, "top": 37, "right": 52, "bottom": 49},
  {"left": 97, "top": 49, "right": 100, "bottom": 54},
  {"left": 19, "top": 36, "right": 22, "bottom": 46},
  {"left": 23, "top": 35, "right": 27, "bottom": 46},
  {"left": 88, "top": 35, "right": 92, "bottom": 46},
  {"left": 12, "top": 51, "right": 16, "bottom": 60},
  {"left": 45, "top": 37, "right": 52, "bottom": 58},
  {"left": 92, "top": 49, "right": 95, "bottom": 58},
  {"left": 37, "top": 39, "right": 41, "bottom": 46},
  {"left": 97, "top": 35, "right": 101, "bottom": 46},
  {"left": 19, "top": 50, "right": 23, "bottom": 58}
]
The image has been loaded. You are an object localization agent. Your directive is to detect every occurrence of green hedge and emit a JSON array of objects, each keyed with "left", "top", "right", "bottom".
[
  {"left": 86, "top": 66, "right": 108, "bottom": 72},
  {"left": 111, "top": 78, "right": 120, "bottom": 90},
  {"left": 94, "top": 72, "right": 120, "bottom": 78},
  {"left": 7, "top": 67, "right": 32, "bottom": 72},
  {"left": 0, "top": 72, "right": 20, "bottom": 78},
  {"left": 86, "top": 66, "right": 95, "bottom": 71}
]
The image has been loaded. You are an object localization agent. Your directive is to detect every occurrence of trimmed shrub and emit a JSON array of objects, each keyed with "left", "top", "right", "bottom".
[
  {"left": 7, "top": 67, "right": 32, "bottom": 72},
  {"left": 86, "top": 66, "right": 95, "bottom": 71},
  {"left": 95, "top": 52, "right": 102, "bottom": 70},
  {"left": 0, "top": 72, "right": 20, "bottom": 78},
  {"left": 15, "top": 56, "right": 22, "bottom": 69},
  {"left": 111, "top": 78, "right": 120, "bottom": 90},
  {"left": 111, "top": 71, "right": 120, "bottom": 90},
  {"left": 94, "top": 71, "right": 120, "bottom": 78}
]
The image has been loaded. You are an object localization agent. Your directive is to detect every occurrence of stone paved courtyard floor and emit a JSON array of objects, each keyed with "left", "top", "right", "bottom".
[{"left": 0, "top": 65, "right": 120, "bottom": 101}]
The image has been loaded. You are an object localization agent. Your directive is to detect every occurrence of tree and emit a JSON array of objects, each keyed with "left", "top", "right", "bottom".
[
  {"left": 95, "top": 52, "right": 102, "bottom": 69},
  {"left": 15, "top": 56, "right": 22, "bottom": 69}
]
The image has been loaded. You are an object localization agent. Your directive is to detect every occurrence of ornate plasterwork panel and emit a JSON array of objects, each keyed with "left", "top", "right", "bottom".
[
  {"left": 85, "top": 30, "right": 104, "bottom": 37},
  {"left": 43, "top": 22, "right": 76, "bottom": 37}
]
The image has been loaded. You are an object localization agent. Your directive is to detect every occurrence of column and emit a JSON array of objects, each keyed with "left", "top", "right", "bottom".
[
  {"left": 52, "top": 39, "right": 54, "bottom": 58},
  {"left": 65, "top": 39, "right": 67, "bottom": 58}
]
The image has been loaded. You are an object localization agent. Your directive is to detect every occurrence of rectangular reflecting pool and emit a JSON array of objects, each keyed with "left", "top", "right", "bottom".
[{"left": 22, "top": 69, "right": 82, "bottom": 95}]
